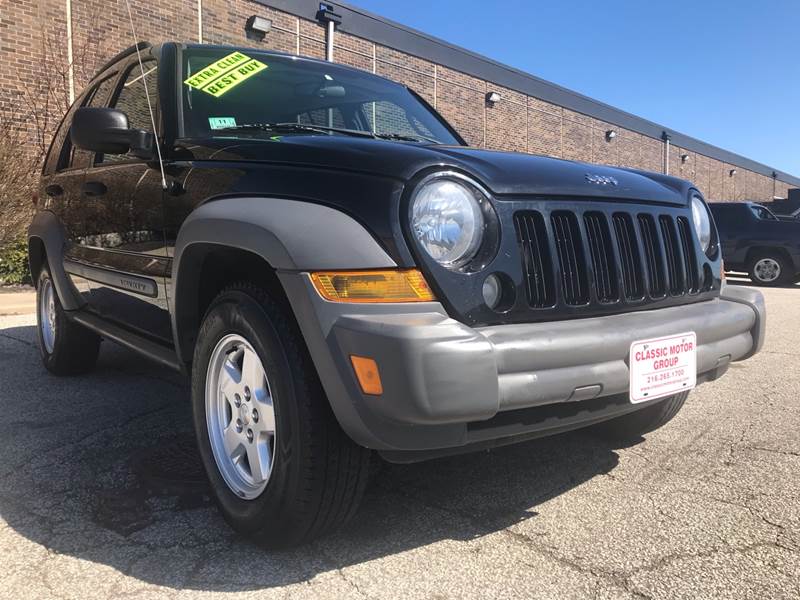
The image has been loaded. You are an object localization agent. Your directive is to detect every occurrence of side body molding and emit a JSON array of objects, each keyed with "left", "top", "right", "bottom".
[
  {"left": 170, "top": 196, "right": 397, "bottom": 363},
  {"left": 28, "top": 211, "right": 84, "bottom": 310}
]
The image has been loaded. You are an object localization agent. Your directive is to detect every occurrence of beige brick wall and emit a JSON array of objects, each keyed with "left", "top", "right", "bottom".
[{"left": 0, "top": 0, "right": 794, "bottom": 203}]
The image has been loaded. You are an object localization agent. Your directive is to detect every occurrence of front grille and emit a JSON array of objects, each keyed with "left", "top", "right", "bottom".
[{"left": 514, "top": 207, "right": 705, "bottom": 311}]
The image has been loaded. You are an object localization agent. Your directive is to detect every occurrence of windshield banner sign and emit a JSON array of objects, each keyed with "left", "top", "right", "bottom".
[{"left": 184, "top": 51, "right": 268, "bottom": 98}]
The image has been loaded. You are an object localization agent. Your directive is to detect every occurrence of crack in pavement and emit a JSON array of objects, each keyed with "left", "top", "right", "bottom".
[
  {"left": 0, "top": 330, "right": 37, "bottom": 349},
  {"left": 312, "top": 540, "right": 372, "bottom": 599},
  {"left": 742, "top": 445, "right": 800, "bottom": 458},
  {"left": 0, "top": 403, "right": 173, "bottom": 483}
]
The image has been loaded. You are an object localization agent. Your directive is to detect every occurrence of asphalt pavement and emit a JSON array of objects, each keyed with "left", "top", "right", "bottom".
[{"left": 0, "top": 281, "right": 797, "bottom": 599}]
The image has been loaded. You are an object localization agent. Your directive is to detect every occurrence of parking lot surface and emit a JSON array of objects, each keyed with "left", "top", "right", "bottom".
[{"left": 0, "top": 282, "right": 798, "bottom": 599}]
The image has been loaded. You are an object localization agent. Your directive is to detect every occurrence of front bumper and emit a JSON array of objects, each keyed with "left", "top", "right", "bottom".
[{"left": 281, "top": 273, "right": 765, "bottom": 459}]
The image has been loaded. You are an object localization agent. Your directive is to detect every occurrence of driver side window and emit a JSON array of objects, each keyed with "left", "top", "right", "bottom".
[{"left": 97, "top": 61, "right": 158, "bottom": 165}]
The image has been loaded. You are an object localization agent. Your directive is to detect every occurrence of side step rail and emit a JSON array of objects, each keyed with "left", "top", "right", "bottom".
[{"left": 70, "top": 311, "right": 183, "bottom": 372}]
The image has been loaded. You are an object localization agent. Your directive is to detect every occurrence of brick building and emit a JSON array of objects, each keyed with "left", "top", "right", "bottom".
[{"left": 1, "top": 0, "right": 797, "bottom": 202}]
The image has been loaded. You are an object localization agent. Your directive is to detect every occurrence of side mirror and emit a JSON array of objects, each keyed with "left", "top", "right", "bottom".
[{"left": 70, "top": 107, "right": 154, "bottom": 159}]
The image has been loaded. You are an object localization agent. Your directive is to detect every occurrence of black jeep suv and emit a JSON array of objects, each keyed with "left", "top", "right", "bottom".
[
  {"left": 29, "top": 42, "right": 765, "bottom": 547},
  {"left": 710, "top": 201, "right": 800, "bottom": 286}
]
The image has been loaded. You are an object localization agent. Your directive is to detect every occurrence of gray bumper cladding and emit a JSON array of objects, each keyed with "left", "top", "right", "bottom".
[{"left": 287, "top": 273, "right": 765, "bottom": 452}]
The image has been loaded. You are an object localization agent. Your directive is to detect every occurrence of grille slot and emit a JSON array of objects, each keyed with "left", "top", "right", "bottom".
[
  {"left": 676, "top": 217, "right": 700, "bottom": 293},
  {"left": 551, "top": 211, "right": 589, "bottom": 305},
  {"left": 638, "top": 214, "right": 666, "bottom": 297},
  {"left": 513, "top": 212, "right": 555, "bottom": 308},
  {"left": 612, "top": 213, "right": 644, "bottom": 300},
  {"left": 659, "top": 215, "right": 684, "bottom": 295},
  {"left": 584, "top": 212, "right": 618, "bottom": 303}
]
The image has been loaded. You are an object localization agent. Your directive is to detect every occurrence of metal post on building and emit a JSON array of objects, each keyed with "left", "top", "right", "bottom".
[
  {"left": 197, "top": 0, "right": 203, "bottom": 43},
  {"left": 317, "top": 4, "right": 342, "bottom": 128},
  {"left": 662, "top": 131, "right": 671, "bottom": 175},
  {"left": 65, "top": 0, "right": 75, "bottom": 104},
  {"left": 317, "top": 3, "right": 342, "bottom": 63}
]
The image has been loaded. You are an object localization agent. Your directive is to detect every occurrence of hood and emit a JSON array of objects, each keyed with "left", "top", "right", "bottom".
[{"left": 178, "top": 135, "right": 691, "bottom": 205}]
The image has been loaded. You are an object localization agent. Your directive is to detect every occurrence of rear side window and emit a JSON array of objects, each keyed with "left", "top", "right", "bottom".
[
  {"left": 709, "top": 205, "right": 736, "bottom": 229},
  {"left": 749, "top": 205, "right": 777, "bottom": 221},
  {"left": 46, "top": 75, "right": 117, "bottom": 173},
  {"left": 98, "top": 61, "right": 158, "bottom": 164},
  {"left": 69, "top": 75, "right": 118, "bottom": 167}
]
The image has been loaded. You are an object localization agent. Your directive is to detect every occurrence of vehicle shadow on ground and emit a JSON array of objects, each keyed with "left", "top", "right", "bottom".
[{"left": 0, "top": 324, "right": 627, "bottom": 591}]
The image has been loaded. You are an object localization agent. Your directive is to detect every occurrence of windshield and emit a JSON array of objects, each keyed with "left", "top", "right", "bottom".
[{"left": 180, "top": 48, "right": 461, "bottom": 145}]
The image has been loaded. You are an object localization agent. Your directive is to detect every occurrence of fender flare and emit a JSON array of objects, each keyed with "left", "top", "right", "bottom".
[
  {"left": 170, "top": 196, "right": 397, "bottom": 363},
  {"left": 27, "top": 211, "right": 85, "bottom": 310}
]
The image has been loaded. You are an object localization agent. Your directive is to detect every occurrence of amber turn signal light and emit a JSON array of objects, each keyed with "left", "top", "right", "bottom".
[
  {"left": 350, "top": 355, "right": 383, "bottom": 395},
  {"left": 310, "top": 269, "right": 435, "bottom": 303}
]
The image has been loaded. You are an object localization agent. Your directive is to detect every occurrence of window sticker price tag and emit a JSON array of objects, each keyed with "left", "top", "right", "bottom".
[
  {"left": 208, "top": 117, "right": 237, "bottom": 130},
  {"left": 185, "top": 52, "right": 268, "bottom": 98}
]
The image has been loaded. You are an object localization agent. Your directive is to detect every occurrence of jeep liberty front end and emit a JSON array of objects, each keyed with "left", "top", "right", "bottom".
[{"left": 29, "top": 43, "right": 765, "bottom": 547}]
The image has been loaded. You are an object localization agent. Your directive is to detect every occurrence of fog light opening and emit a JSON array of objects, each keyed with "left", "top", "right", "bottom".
[
  {"left": 482, "top": 274, "right": 501, "bottom": 309},
  {"left": 482, "top": 272, "right": 515, "bottom": 312}
]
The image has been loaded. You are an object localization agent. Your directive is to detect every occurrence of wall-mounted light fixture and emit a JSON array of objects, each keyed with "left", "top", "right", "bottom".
[
  {"left": 245, "top": 15, "right": 272, "bottom": 39},
  {"left": 605, "top": 130, "right": 616, "bottom": 142},
  {"left": 680, "top": 154, "right": 689, "bottom": 164},
  {"left": 729, "top": 169, "right": 737, "bottom": 177},
  {"left": 486, "top": 91, "right": 502, "bottom": 105}
]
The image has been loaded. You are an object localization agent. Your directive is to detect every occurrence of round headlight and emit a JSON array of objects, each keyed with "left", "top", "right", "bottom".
[
  {"left": 410, "top": 173, "right": 485, "bottom": 268},
  {"left": 690, "top": 193, "right": 712, "bottom": 253}
]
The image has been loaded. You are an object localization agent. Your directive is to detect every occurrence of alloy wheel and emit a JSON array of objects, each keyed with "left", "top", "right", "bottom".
[
  {"left": 753, "top": 258, "right": 781, "bottom": 283},
  {"left": 39, "top": 279, "right": 57, "bottom": 354},
  {"left": 205, "top": 334, "right": 276, "bottom": 499}
]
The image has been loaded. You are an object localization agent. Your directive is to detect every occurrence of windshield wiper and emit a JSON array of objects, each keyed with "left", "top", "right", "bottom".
[
  {"left": 374, "top": 132, "right": 442, "bottom": 145},
  {"left": 216, "top": 122, "right": 374, "bottom": 138},
  {"left": 216, "top": 122, "right": 442, "bottom": 144}
]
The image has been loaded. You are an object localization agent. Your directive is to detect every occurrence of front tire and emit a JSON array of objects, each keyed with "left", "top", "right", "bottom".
[
  {"left": 592, "top": 391, "right": 689, "bottom": 441},
  {"left": 747, "top": 251, "right": 790, "bottom": 286},
  {"left": 191, "top": 282, "right": 370, "bottom": 548},
  {"left": 36, "top": 267, "right": 101, "bottom": 375}
]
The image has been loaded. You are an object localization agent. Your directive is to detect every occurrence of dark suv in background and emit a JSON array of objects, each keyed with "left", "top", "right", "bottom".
[
  {"left": 28, "top": 42, "right": 765, "bottom": 547},
  {"left": 710, "top": 202, "right": 800, "bottom": 286}
]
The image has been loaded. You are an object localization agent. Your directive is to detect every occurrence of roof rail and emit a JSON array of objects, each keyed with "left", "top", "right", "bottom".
[{"left": 94, "top": 41, "right": 153, "bottom": 78}]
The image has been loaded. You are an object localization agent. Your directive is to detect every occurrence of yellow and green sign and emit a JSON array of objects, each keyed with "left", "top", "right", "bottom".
[{"left": 184, "top": 51, "right": 268, "bottom": 98}]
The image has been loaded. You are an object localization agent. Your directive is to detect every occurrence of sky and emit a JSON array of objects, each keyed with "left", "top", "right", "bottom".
[{"left": 348, "top": 0, "right": 799, "bottom": 175}]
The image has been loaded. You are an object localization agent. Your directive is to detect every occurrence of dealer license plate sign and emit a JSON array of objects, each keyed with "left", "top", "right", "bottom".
[{"left": 629, "top": 332, "right": 697, "bottom": 403}]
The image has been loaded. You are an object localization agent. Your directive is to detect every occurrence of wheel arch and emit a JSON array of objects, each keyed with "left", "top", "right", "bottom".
[
  {"left": 745, "top": 245, "right": 793, "bottom": 267},
  {"left": 27, "top": 211, "right": 84, "bottom": 309},
  {"left": 170, "top": 196, "right": 397, "bottom": 366}
]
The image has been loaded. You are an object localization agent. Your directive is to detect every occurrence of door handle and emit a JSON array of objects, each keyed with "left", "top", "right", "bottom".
[
  {"left": 45, "top": 184, "right": 64, "bottom": 197},
  {"left": 82, "top": 181, "right": 107, "bottom": 197}
]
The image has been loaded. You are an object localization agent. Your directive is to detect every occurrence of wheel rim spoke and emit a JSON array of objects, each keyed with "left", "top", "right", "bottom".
[
  {"left": 223, "top": 424, "right": 242, "bottom": 458},
  {"left": 254, "top": 395, "right": 276, "bottom": 434},
  {"left": 220, "top": 359, "right": 241, "bottom": 401},
  {"left": 246, "top": 437, "right": 272, "bottom": 484},
  {"left": 241, "top": 347, "right": 264, "bottom": 390}
]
